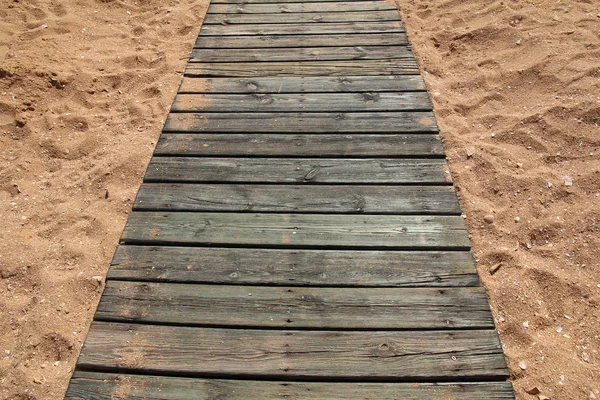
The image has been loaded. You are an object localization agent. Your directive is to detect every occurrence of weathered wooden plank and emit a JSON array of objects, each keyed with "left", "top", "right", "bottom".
[
  {"left": 77, "top": 323, "right": 509, "bottom": 379},
  {"left": 109, "top": 246, "right": 479, "bottom": 287},
  {"left": 120, "top": 212, "right": 470, "bottom": 249},
  {"left": 190, "top": 46, "right": 413, "bottom": 62},
  {"left": 155, "top": 134, "right": 443, "bottom": 157},
  {"left": 195, "top": 33, "right": 408, "bottom": 48},
  {"left": 172, "top": 92, "right": 430, "bottom": 112},
  {"left": 66, "top": 372, "right": 517, "bottom": 400},
  {"left": 212, "top": 0, "right": 397, "bottom": 3},
  {"left": 199, "top": 22, "right": 404, "bottom": 36},
  {"left": 203, "top": 10, "right": 401, "bottom": 24},
  {"left": 144, "top": 158, "right": 451, "bottom": 184},
  {"left": 164, "top": 112, "right": 438, "bottom": 133},
  {"left": 134, "top": 184, "right": 460, "bottom": 214},
  {"left": 207, "top": 2, "right": 397, "bottom": 14},
  {"left": 97, "top": 281, "right": 493, "bottom": 329},
  {"left": 178, "top": 76, "right": 426, "bottom": 93},
  {"left": 184, "top": 60, "right": 419, "bottom": 77}
]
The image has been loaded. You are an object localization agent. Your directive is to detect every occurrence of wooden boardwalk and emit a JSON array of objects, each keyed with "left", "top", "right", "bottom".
[{"left": 65, "top": 0, "right": 515, "bottom": 398}]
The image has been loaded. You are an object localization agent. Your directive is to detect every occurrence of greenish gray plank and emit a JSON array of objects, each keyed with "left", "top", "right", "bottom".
[
  {"left": 144, "top": 158, "right": 451, "bottom": 184},
  {"left": 134, "top": 184, "right": 460, "bottom": 214},
  {"left": 77, "top": 323, "right": 509, "bottom": 379},
  {"left": 178, "top": 76, "right": 426, "bottom": 93},
  {"left": 194, "top": 33, "right": 408, "bottom": 48},
  {"left": 155, "top": 134, "right": 444, "bottom": 156},
  {"left": 120, "top": 212, "right": 470, "bottom": 249},
  {"left": 207, "top": 2, "right": 397, "bottom": 14},
  {"left": 203, "top": 10, "right": 401, "bottom": 24},
  {"left": 199, "top": 22, "right": 404, "bottom": 36},
  {"left": 163, "top": 112, "right": 438, "bottom": 133},
  {"left": 97, "top": 282, "right": 493, "bottom": 329},
  {"left": 184, "top": 60, "right": 419, "bottom": 77},
  {"left": 171, "top": 92, "right": 430, "bottom": 112},
  {"left": 109, "top": 246, "right": 479, "bottom": 287},
  {"left": 66, "top": 372, "right": 517, "bottom": 400},
  {"left": 190, "top": 46, "right": 413, "bottom": 62}
]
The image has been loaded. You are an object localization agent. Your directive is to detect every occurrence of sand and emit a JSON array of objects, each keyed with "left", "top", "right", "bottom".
[
  {"left": 0, "top": 0, "right": 598, "bottom": 399},
  {"left": 0, "top": 0, "right": 209, "bottom": 398},
  {"left": 397, "top": 0, "right": 600, "bottom": 399}
]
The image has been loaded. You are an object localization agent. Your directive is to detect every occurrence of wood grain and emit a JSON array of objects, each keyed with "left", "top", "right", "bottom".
[
  {"left": 144, "top": 157, "right": 451, "bottom": 184},
  {"left": 134, "top": 184, "right": 460, "bottom": 214},
  {"left": 195, "top": 33, "right": 408, "bottom": 48},
  {"left": 207, "top": 2, "right": 397, "bottom": 14},
  {"left": 178, "top": 76, "right": 426, "bottom": 93},
  {"left": 171, "top": 92, "right": 430, "bottom": 112},
  {"left": 77, "top": 322, "right": 510, "bottom": 380},
  {"left": 163, "top": 112, "right": 438, "bottom": 133},
  {"left": 203, "top": 10, "right": 401, "bottom": 24},
  {"left": 155, "top": 134, "right": 443, "bottom": 157},
  {"left": 66, "top": 372, "right": 517, "bottom": 400},
  {"left": 109, "top": 246, "right": 479, "bottom": 287},
  {"left": 184, "top": 60, "right": 419, "bottom": 77},
  {"left": 190, "top": 46, "right": 413, "bottom": 62},
  {"left": 120, "top": 212, "right": 470, "bottom": 249}
]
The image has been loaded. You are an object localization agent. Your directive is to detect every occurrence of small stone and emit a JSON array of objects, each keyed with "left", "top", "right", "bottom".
[
  {"left": 466, "top": 148, "right": 474, "bottom": 158},
  {"left": 523, "top": 321, "right": 529, "bottom": 328},
  {"left": 538, "top": 396, "right": 550, "bottom": 400},
  {"left": 498, "top": 315, "right": 505, "bottom": 323},
  {"left": 489, "top": 262, "right": 503, "bottom": 275},
  {"left": 547, "top": 182, "right": 553, "bottom": 188},
  {"left": 91, "top": 276, "right": 103, "bottom": 287},
  {"left": 514, "top": 216, "right": 521, "bottom": 222},
  {"left": 519, "top": 360, "right": 527, "bottom": 370},
  {"left": 516, "top": 162, "right": 523, "bottom": 168},
  {"left": 563, "top": 176, "right": 573, "bottom": 186},
  {"left": 556, "top": 327, "right": 563, "bottom": 333},
  {"left": 484, "top": 215, "right": 495, "bottom": 224},
  {"left": 516, "top": 39, "right": 522, "bottom": 45},
  {"left": 525, "top": 387, "right": 541, "bottom": 395},
  {"left": 590, "top": 391, "right": 597, "bottom": 400}
]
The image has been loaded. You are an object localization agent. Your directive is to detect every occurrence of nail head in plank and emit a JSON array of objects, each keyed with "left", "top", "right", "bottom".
[
  {"left": 184, "top": 60, "right": 419, "bottom": 77},
  {"left": 120, "top": 212, "right": 470, "bottom": 249},
  {"left": 207, "top": 2, "right": 397, "bottom": 14},
  {"left": 203, "top": 10, "right": 401, "bottom": 24},
  {"left": 134, "top": 184, "right": 460, "bottom": 214},
  {"left": 189, "top": 46, "right": 414, "bottom": 62},
  {"left": 194, "top": 33, "right": 409, "bottom": 48},
  {"left": 97, "top": 282, "right": 494, "bottom": 329},
  {"left": 77, "top": 323, "right": 509, "bottom": 379},
  {"left": 178, "top": 76, "right": 426, "bottom": 93},
  {"left": 109, "top": 246, "right": 479, "bottom": 287},
  {"left": 155, "top": 134, "right": 443, "bottom": 157},
  {"left": 171, "top": 93, "right": 430, "bottom": 112},
  {"left": 144, "top": 158, "right": 451, "bottom": 184},
  {"left": 164, "top": 112, "right": 438, "bottom": 133},
  {"left": 66, "top": 372, "right": 517, "bottom": 400},
  {"left": 199, "top": 22, "right": 404, "bottom": 36}
]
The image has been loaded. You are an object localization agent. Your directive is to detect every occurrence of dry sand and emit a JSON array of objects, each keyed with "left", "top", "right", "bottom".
[
  {"left": 398, "top": 0, "right": 600, "bottom": 399},
  {"left": 0, "top": 0, "right": 598, "bottom": 399},
  {"left": 0, "top": 0, "right": 209, "bottom": 398}
]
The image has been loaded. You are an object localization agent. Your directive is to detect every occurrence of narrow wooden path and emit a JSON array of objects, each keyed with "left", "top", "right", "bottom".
[{"left": 65, "top": 0, "right": 515, "bottom": 398}]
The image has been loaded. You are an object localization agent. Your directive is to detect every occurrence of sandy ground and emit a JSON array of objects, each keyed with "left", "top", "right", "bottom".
[
  {"left": 0, "top": 0, "right": 209, "bottom": 399},
  {"left": 1, "top": 0, "right": 599, "bottom": 399},
  {"left": 397, "top": 0, "right": 600, "bottom": 399}
]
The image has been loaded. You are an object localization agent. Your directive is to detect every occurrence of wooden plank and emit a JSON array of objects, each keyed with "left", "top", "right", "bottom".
[
  {"left": 172, "top": 93, "right": 431, "bottom": 112},
  {"left": 155, "top": 134, "right": 443, "bottom": 157},
  {"left": 194, "top": 33, "right": 408, "bottom": 48},
  {"left": 203, "top": 10, "right": 401, "bottom": 24},
  {"left": 144, "top": 158, "right": 451, "bottom": 184},
  {"left": 66, "top": 372, "right": 517, "bottom": 400},
  {"left": 96, "top": 282, "right": 494, "bottom": 329},
  {"left": 212, "top": 0, "right": 398, "bottom": 3},
  {"left": 120, "top": 212, "right": 470, "bottom": 249},
  {"left": 164, "top": 112, "right": 438, "bottom": 133},
  {"left": 178, "top": 76, "right": 426, "bottom": 93},
  {"left": 207, "top": 2, "right": 397, "bottom": 14},
  {"left": 77, "top": 322, "right": 509, "bottom": 379},
  {"left": 190, "top": 46, "right": 413, "bottom": 62},
  {"left": 199, "top": 22, "right": 404, "bottom": 36},
  {"left": 134, "top": 184, "right": 460, "bottom": 214},
  {"left": 184, "top": 60, "right": 419, "bottom": 77},
  {"left": 109, "top": 246, "right": 479, "bottom": 287}
]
